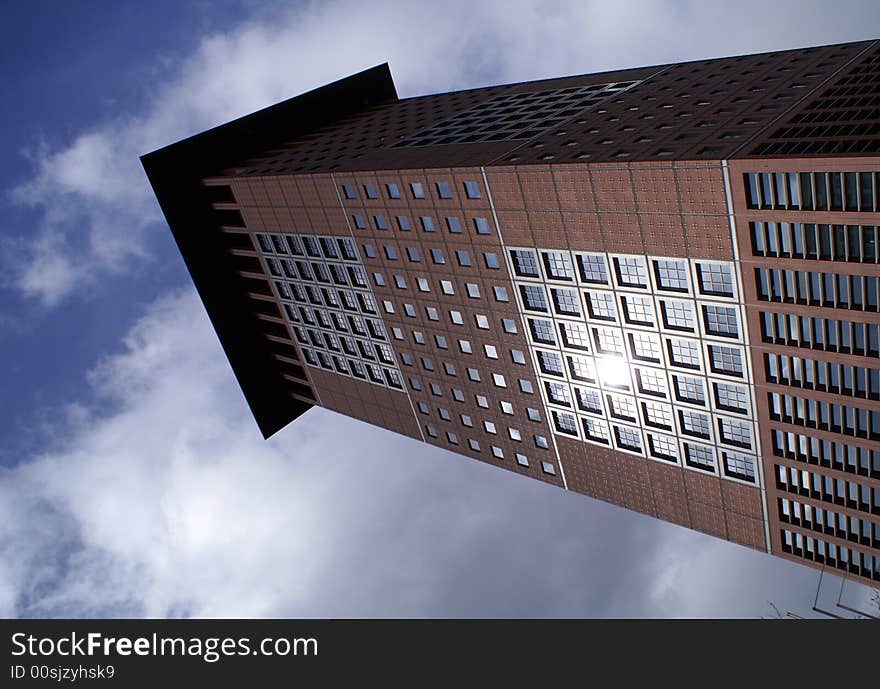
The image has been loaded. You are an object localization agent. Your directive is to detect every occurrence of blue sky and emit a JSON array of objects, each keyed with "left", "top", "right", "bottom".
[{"left": 2, "top": 0, "right": 879, "bottom": 617}]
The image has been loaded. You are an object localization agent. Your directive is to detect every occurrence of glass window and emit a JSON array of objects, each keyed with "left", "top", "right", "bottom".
[
  {"left": 696, "top": 262, "right": 735, "bottom": 297},
  {"left": 615, "top": 425, "right": 643, "bottom": 452},
  {"left": 718, "top": 417, "right": 752, "bottom": 449},
  {"left": 608, "top": 394, "right": 637, "bottom": 421},
  {"left": 474, "top": 217, "right": 491, "bottom": 235},
  {"left": 684, "top": 443, "right": 716, "bottom": 471},
  {"left": 680, "top": 409, "right": 711, "bottom": 438},
  {"left": 667, "top": 338, "right": 701, "bottom": 369},
  {"left": 446, "top": 216, "right": 463, "bottom": 234},
  {"left": 511, "top": 249, "right": 540, "bottom": 277},
  {"left": 537, "top": 350, "right": 564, "bottom": 376},
  {"left": 567, "top": 355, "right": 596, "bottom": 383},
  {"left": 614, "top": 256, "right": 648, "bottom": 288},
  {"left": 410, "top": 182, "right": 425, "bottom": 199},
  {"left": 622, "top": 295, "right": 654, "bottom": 325},
  {"left": 386, "top": 183, "right": 401, "bottom": 199},
  {"left": 456, "top": 250, "right": 472, "bottom": 267},
  {"left": 341, "top": 184, "right": 357, "bottom": 199},
  {"left": 702, "top": 304, "right": 739, "bottom": 338},
  {"left": 542, "top": 251, "right": 574, "bottom": 281},
  {"left": 674, "top": 375, "right": 705, "bottom": 405},
  {"left": 723, "top": 451, "right": 755, "bottom": 481},
  {"left": 709, "top": 344, "right": 743, "bottom": 377},
  {"left": 464, "top": 181, "right": 481, "bottom": 199},
  {"left": 593, "top": 327, "right": 624, "bottom": 354},
  {"left": 436, "top": 182, "right": 452, "bottom": 199},
  {"left": 420, "top": 216, "right": 436, "bottom": 232},
  {"left": 582, "top": 418, "right": 609, "bottom": 443},
  {"left": 520, "top": 285, "right": 549, "bottom": 312},
  {"left": 484, "top": 253, "right": 501, "bottom": 269},
  {"left": 653, "top": 259, "right": 689, "bottom": 292},
  {"left": 551, "top": 288, "right": 581, "bottom": 316},
  {"left": 661, "top": 300, "right": 695, "bottom": 331},
  {"left": 363, "top": 183, "right": 378, "bottom": 199},
  {"left": 545, "top": 381, "right": 571, "bottom": 406},
  {"left": 576, "top": 254, "right": 609, "bottom": 284},
  {"left": 714, "top": 382, "right": 749, "bottom": 413},
  {"left": 629, "top": 332, "right": 661, "bottom": 362},
  {"left": 575, "top": 387, "right": 603, "bottom": 414},
  {"left": 648, "top": 433, "right": 679, "bottom": 461},
  {"left": 560, "top": 322, "right": 590, "bottom": 351},
  {"left": 553, "top": 411, "right": 579, "bottom": 436},
  {"left": 642, "top": 400, "right": 673, "bottom": 429},
  {"left": 586, "top": 291, "right": 616, "bottom": 321}
]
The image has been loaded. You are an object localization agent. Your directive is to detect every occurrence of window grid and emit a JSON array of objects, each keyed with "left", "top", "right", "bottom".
[{"left": 509, "top": 249, "right": 754, "bottom": 479}]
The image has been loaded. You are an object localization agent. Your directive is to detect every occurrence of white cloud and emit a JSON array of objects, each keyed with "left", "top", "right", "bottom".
[
  {"left": 0, "top": 289, "right": 851, "bottom": 618},
  {"left": 8, "top": 0, "right": 878, "bottom": 304}
]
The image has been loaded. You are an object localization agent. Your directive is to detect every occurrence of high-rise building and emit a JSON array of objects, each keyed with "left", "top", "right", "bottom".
[{"left": 143, "top": 39, "right": 880, "bottom": 584}]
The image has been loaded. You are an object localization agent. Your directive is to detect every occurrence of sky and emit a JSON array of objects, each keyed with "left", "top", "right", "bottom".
[{"left": 2, "top": 0, "right": 879, "bottom": 618}]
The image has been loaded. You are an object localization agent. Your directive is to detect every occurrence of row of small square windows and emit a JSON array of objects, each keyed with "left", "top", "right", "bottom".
[
  {"left": 388, "top": 326, "right": 527, "bottom": 361},
  {"left": 362, "top": 244, "right": 494, "bottom": 270},
  {"left": 549, "top": 410, "right": 755, "bottom": 482},
  {"left": 545, "top": 384, "right": 754, "bottom": 451},
  {"left": 300, "top": 348, "right": 403, "bottom": 390},
  {"left": 293, "top": 324, "right": 391, "bottom": 359},
  {"left": 373, "top": 272, "right": 511, "bottom": 303},
  {"left": 418, "top": 403, "right": 548, "bottom": 453},
  {"left": 400, "top": 345, "right": 528, "bottom": 375},
  {"left": 415, "top": 382, "right": 547, "bottom": 434},
  {"left": 518, "top": 285, "right": 742, "bottom": 340},
  {"left": 524, "top": 307, "right": 736, "bottom": 353},
  {"left": 352, "top": 212, "right": 492, "bottom": 236},
  {"left": 417, "top": 397, "right": 543, "bottom": 427},
  {"left": 422, "top": 423, "right": 557, "bottom": 476},
  {"left": 358, "top": 243, "right": 504, "bottom": 271},
  {"left": 256, "top": 232, "right": 358, "bottom": 261},
  {"left": 759, "top": 311, "right": 880, "bottom": 359},
  {"left": 509, "top": 249, "right": 736, "bottom": 299},
  {"left": 535, "top": 361, "right": 751, "bottom": 415},
  {"left": 278, "top": 281, "right": 377, "bottom": 317},
  {"left": 407, "top": 368, "right": 530, "bottom": 394},
  {"left": 386, "top": 301, "right": 519, "bottom": 334},
  {"left": 528, "top": 326, "right": 747, "bottom": 379},
  {"left": 341, "top": 180, "right": 482, "bottom": 202},
  {"left": 266, "top": 256, "right": 368, "bottom": 288}
]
